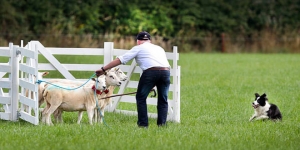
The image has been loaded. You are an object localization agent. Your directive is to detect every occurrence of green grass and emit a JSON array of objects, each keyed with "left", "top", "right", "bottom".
[{"left": 1, "top": 53, "right": 300, "bottom": 150}]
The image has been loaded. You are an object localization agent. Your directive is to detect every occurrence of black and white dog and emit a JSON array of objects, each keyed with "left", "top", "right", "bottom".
[{"left": 249, "top": 93, "right": 282, "bottom": 121}]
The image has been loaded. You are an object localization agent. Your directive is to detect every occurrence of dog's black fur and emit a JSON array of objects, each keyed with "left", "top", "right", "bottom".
[{"left": 249, "top": 93, "right": 282, "bottom": 121}]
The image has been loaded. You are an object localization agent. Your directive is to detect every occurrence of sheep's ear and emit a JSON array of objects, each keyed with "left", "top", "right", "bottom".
[{"left": 255, "top": 93, "right": 260, "bottom": 98}]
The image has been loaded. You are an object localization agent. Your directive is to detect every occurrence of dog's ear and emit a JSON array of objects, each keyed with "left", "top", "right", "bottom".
[
  {"left": 262, "top": 93, "right": 268, "bottom": 100},
  {"left": 255, "top": 93, "right": 260, "bottom": 98}
]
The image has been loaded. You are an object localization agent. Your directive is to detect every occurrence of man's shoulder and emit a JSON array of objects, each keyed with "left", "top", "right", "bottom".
[
  {"left": 147, "top": 42, "right": 164, "bottom": 49},
  {"left": 133, "top": 42, "right": 164, "bottom": 51}
]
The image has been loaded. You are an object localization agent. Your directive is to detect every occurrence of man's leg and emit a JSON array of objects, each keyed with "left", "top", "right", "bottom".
[
  {"left": 136, "top": 71, "right": 156, "bottom": 127},
  {"left": 156, "top": 70, "right": 170, "bottom": 126}
]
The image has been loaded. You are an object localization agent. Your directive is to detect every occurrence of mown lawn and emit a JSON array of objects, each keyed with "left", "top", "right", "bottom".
[{"left": 0, "top": 53, "right": 300, "bottom": 150}]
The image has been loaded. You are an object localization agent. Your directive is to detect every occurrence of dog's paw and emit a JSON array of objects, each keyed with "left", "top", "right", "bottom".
[{"left": 249, "top": 116, "right": 255, "bottom": 122}]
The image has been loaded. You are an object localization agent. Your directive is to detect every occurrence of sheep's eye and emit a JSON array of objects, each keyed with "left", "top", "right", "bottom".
[{"left": 109, "top": 75, "right": 114, "bottom": 79}]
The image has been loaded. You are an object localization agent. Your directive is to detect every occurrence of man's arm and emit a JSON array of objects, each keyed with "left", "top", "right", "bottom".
[{"left": 95, "top": 58, "right": 122, "bottom": 76}]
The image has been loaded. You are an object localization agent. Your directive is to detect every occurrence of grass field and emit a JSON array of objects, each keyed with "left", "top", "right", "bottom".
[{"left": 1, "top": 53, "right": 300, "bottom": 150}]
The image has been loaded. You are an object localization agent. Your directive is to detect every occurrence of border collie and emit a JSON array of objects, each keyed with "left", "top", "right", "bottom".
[{"left": 249, "top": 93, "right": 282, "bottom": 121}]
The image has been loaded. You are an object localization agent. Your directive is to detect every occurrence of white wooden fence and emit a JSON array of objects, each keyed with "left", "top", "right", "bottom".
[
  {"left": 0, "top": 40, "right": 181, "bottom": 125},
  {"left": 0, "top": 43, "right": 18, "bottom": 121},
  {"left": 0, "top": 42, "right": 39, "bottom": 125}
]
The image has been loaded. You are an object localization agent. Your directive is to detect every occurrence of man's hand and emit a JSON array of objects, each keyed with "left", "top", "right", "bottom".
[{"left": 95, "top": 67, "right": 105, "bottom": 77}]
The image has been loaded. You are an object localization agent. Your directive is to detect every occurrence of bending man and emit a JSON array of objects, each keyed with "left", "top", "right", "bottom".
[{"left": 95, "top": 31, "right": 170, "bottom": 128}]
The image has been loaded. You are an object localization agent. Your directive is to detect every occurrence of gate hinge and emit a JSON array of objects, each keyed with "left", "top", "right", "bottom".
[
  {"left": 16, "top": 48, "right": 21, "bottom": 55},
  {"left": 17, "top": 111, "right": 21, "bottom": 119}
]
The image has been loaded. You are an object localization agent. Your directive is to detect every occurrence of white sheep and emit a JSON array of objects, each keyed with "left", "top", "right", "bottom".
[
  {"left": 37, "top": 72, "right": 50, "bottom": 107},
  {"left": 46, "top": 67, "right": 127, "bottom": 124},
  {"left": 24, "top": 71, "right": 49, "bottom": 112},
  {"left": 92, "top": 67, "right": 128, "bottom": 123},
  {"left": 42, "top": 69, "right": 125, "bottom": 125},
  {"left": 93, "top": 85, "right": 116, "bottom": 123},
  {"left": 41, "top": 75, "right": 107, "bottom": 125}
]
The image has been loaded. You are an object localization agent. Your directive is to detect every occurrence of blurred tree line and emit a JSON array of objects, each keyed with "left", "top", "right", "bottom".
[{"left": 1, "top": 0, "right": 300, "bottom": 52}]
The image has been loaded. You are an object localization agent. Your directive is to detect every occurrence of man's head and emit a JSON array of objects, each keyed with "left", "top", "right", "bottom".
[
  {"left": 136, "top": 31, "right": 151, "bottom": 40},
  {"left": 136, "top": 31, "right": 151, "bottom": 45}
]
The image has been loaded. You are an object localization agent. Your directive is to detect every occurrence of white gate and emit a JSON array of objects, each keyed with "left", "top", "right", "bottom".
[
  {"left": 0, "top": 43, "right": 17, "bottom": 121},
  {"left": 0, "top": 42, "right": 39, "bottom": 125},
  {"left": 18, "top": 42, "right": 39, "bottom": 125}
]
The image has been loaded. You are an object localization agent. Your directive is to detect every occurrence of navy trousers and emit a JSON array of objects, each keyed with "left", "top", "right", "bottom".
[{"left": 135, "top": 69, "right": 170, "bottom": 127}]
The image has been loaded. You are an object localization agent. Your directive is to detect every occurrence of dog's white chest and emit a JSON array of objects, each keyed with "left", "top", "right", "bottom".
[{"left": 255, "top": 103, "right": 270, "bottom": 116}]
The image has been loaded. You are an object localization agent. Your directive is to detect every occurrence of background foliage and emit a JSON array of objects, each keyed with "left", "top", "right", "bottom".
[{"left": 1, "top": 0, "right": 300, "bottom": 52}]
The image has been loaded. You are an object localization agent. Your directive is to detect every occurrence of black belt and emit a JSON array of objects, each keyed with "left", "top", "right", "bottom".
[{"left": 146, "top": 67, "right": 169, "bottom": 71}]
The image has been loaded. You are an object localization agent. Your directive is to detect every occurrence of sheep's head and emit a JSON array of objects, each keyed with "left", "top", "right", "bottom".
[
  {"left": 92, "top": 76, "right": 106, "bottom": 91},
  {"left": 110, "top": 67, "right": 128, "bottom": 81},
  {"left": 104, "top": 70, "right": 122, "bottom": 86}
]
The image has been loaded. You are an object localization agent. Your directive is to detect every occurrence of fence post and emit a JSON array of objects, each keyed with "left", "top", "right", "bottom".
[
  {"left": 172, "top": 46, "right": 180, "bottom": 123},
  {"left": 11, "top": 45, "right": 20, "bottom": 121},
  {"left": 103, "top": 42, "right": 114, "bottom": 65}
]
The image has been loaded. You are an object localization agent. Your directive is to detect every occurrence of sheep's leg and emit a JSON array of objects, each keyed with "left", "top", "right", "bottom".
[
  {"left": 93, "top": 109, "right": 98, "bottom": 123},
  {"left": 77, "top": 111, "right": 83, "bottom": 124},
  {"left": 57, "top": 110, "right": 63, "bottom": 123},
  {"left": 44, "top": 104, "right": 59, "bottom": 126},
  {"left": 41, "top": 109, "right": 46, "bottom": 123},
  {"left": 99, "top": 109, "right": 104, "bottom": 123},
  {"left": 53, "top": 109, "right": 58, "bottom": 122},
  {"left": 87, "top": 107, "right": 95, "bottom": 125},
  {"left": 42, "top": 101, "right": 55, "bottom": 125},
  {"left": 38, "top": 98, "right": 45, "bottom": 108},
  {"left": 41, "top": 102, "right": 50, "bottom": 123},
  {"left": 39, "top": 108, "right": 44, "bottom": 121},
  {"left": 53, "top": 109, "right": 63, "bottom": 123}
]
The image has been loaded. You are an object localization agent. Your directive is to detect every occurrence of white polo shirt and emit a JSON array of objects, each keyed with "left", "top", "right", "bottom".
[{"left": 117, "top": 42, "right": 170, "bottom": 71}]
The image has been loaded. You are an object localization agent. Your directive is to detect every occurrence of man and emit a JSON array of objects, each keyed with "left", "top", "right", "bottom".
[{"left": 95, "top": 31, "right": 170, "bottom": 128}]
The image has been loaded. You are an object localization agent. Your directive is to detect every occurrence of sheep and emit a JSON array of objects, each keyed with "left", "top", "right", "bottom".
[
  {"left": 45, "top": 67, "right": 128, "bottom": 124},
  {"left": 41, "top": 75, "right": 107, "bottom": 125},
  {"left": 93, "top": 85, "right": 116, "bottom": 123},
  {"left": 73, "top": 68, "right": 128, "bottom": 124},
  {"left": 89, "top": 67, "right": 127, "bottom": 123},
  {"left": 24, "top": 71, "right": 49, "bottom": 112},
  {"left": 91, "top": 67, "right": 128, "bottom": 123},
  {"left": 36, "top": 72, "right": 50, "bottom": 107},
  {"left": 111, "top": 67, "right": 128, "bottom": 81},
  {"left": 42, "top": 69, "right": 125, "bottom": 125}
]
